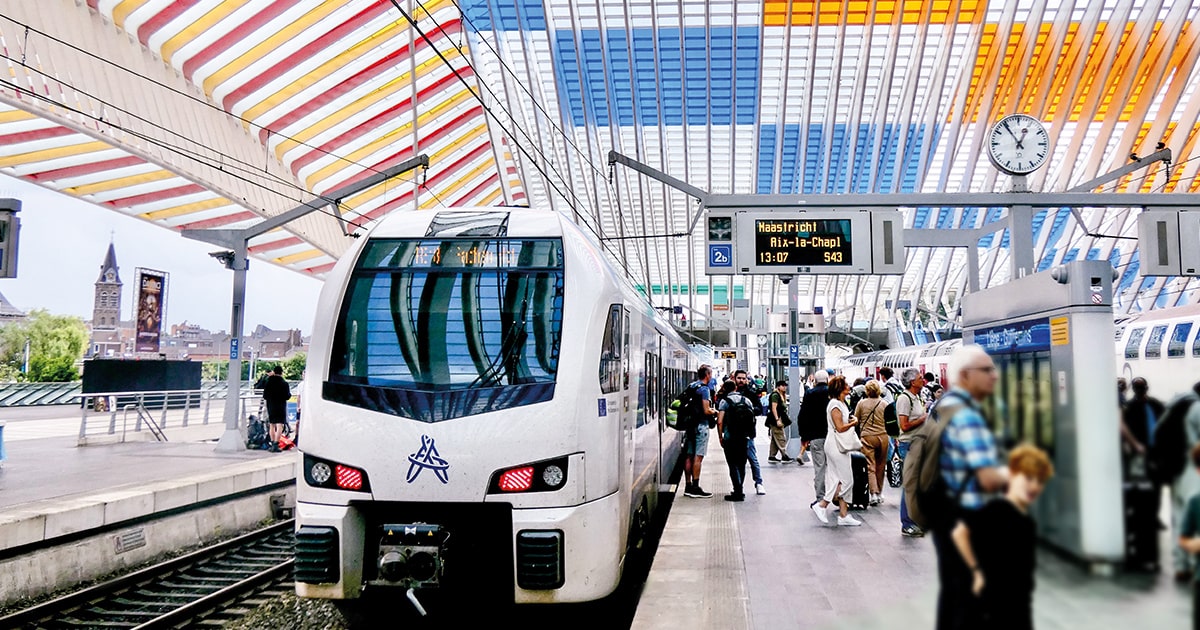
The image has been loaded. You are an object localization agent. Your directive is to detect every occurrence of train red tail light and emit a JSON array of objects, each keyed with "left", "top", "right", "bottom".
[
  {"left": 488, "top": 457, "right": 569, "bottom": 494},
  {"left": 335, "top": 465, "right": 365, "bottom": 491},
  {"left": 498, "top": 466, "right": 535, "bottom": 492}
]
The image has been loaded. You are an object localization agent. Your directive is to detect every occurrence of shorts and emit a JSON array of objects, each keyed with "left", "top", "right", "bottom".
[{"left": 685, "top": 423, "right": 710, "bottom": 458}]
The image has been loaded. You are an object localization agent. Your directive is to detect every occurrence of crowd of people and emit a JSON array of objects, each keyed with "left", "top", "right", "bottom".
[{"left": 677, "top": 346, "right": 1062, "bottom": 629}]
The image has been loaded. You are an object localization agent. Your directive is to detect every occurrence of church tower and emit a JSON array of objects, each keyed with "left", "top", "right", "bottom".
[{"left": 93, "top": 242, "right": 122, "bottom": 330}]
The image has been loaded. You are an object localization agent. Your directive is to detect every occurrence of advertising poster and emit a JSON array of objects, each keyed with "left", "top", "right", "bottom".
[{"left": 135, "top": 269, "right": 167, "bottom": 353}]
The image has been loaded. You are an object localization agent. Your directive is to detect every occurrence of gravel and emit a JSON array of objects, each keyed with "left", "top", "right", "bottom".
[{"left": 224, "top": 593, "right": 348, "bottom": 630}]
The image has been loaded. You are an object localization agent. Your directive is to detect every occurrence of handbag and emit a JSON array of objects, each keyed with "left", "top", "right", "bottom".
[
  {"left": 834, "top": 423, "right": 863, "bottom": 453},
  {"left": 887, "top": 446, "right": 903, "bottom": 488}
]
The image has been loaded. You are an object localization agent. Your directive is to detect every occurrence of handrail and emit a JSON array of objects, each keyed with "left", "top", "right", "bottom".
[{"left": 76, "top": 386, "right": 280, "bottom": 446}]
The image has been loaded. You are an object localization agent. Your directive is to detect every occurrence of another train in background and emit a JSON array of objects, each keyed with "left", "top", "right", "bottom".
[{"left": 1115, "top": 302, "right": 1200, "bottom": 402}]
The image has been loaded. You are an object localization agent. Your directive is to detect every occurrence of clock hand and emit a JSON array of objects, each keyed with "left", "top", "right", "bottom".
[{"left": 1015, "top": 128, "right": 1028, "bottom": 150}]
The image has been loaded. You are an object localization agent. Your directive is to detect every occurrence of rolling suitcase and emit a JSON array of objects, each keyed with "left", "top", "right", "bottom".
[
  {"left": 1123, "top": 478, "right": 1160, "bottom": 572},
  {"left": 849, "top": 452, "right": 870, "bottom": 510}
]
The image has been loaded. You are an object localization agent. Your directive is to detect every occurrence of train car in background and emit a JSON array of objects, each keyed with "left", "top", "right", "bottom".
[
  {"left": 293, "top": 208, "right": 691, "bottom": 614},
  {"left": 1115, "top": 302, "right": 1200, "bottom": 402}
]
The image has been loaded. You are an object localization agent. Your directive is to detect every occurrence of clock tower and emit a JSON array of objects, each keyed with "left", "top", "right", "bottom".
[{"left": 93, "top": 242, "right": 122, "bottom": 330}]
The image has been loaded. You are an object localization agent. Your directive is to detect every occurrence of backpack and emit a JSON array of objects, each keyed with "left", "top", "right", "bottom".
[
  {"left": 667, "top": 383, "right": 703, "bottom": 432},
  {"left": 901, "top": 392, "right": 969, "bottom": 531},
  {"left": 722, "top": 392, "right": 757, "bottom": 439},
  {"left": 884, "top": 390, "right": 916, "bottom": 438},
  {"left": 1148, "top": 394, "right": 1198, "bottom": 484},
  {"left": 246, "top": 415, "right": 270, "bottom": 450}
]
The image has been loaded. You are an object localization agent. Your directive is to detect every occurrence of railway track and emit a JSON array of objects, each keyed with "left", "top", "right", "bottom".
[{"left": 0, "top": 520, "right": 295, "bottom": 629}]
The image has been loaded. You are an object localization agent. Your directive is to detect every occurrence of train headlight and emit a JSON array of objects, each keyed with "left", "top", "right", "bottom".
[
  {"left": 542, "top": 465, "right": 565, "bottom": 488},
  {"left": 310, "top": 462, "right": 332, "bottom": 485},
  {"left": 487, "top": 456, "right": 570, "bottom": 494}
]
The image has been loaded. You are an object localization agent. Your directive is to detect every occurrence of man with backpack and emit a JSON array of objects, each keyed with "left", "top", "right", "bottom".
[
  {"left": 1152, "top": 381, "right": 1200, "bottom": 582},
  {"left": 733, "top": 370, "right": 766, "bottom": 495},
  {"left": 683, "top": 366, "right": 718, "bottom": 499},
  {"left": 895, "top": 367, "right": 929, "bottom": 537},
  {"left": 718, "top": 380, "right": 759, "bottom": 502},
  {"left": 798, "top": 371, "right": 831, "bottom": 500},
  {"left": 903, "top": 344, "right": 1010, "bottom": 630}
]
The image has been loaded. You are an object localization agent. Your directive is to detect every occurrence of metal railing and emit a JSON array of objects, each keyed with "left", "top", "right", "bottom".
[{"left": 75, "top": 387, "right": 268, "bottom": 446}]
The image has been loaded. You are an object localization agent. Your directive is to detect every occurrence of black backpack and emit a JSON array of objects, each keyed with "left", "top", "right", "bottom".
[
  {"left": 902, "top": 391, "right": 969, "bottom": 531},
  {"left": 668, "top": 383, "right": 703, "bottom": 432},
  {"left": 722, "top": 392, "right": 757, "bottom": 439},
  {"left": 246, "top": 415, "right": 270, "bottom": 450},
  {"left": 1148, "top": 395, "right": 1198, "bottom": 484}
]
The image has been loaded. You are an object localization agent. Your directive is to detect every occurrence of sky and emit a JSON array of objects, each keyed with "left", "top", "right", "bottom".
[{"left": 0, "top": 174, "right": 323, "bottom": 334}]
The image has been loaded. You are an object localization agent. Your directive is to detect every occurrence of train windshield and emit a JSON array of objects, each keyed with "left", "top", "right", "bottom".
[{"left": 325, "top": 238, "right": 565, "bottom": 422}]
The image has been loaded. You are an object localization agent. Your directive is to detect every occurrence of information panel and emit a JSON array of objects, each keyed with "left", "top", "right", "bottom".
[
  {"left": 753, "top": 218, "right": 854, "bottom": 267},
  {"left": 732, "top": 211, "right": 876, "bottom": 274}
]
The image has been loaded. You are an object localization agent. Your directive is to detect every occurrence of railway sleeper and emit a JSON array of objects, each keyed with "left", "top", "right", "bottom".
[
  {"left": 58, "top": 618, "right": 139, "bottom": 628},
  {"left": 156, "top": 581, "right": 228, "bottom": 590},
  {"left": 110, "top": 596, "right": 193, "bottom": 608}
]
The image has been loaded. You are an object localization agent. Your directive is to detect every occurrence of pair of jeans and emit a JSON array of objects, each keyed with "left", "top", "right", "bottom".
[
  {"left": 932, "top": 526, "right": 977, "bottom": 630},
  {"left": 745, "top": 437, "right": 763, "bottom": 485},
  {"left": 897, "top": 440, "right": 918, "bottom": 529},
  {"left": 724, "top": 436, "right": 748, "bottom": 495},
  {"left": 809, "top": 438, "right": 827, "bottom": 501}
]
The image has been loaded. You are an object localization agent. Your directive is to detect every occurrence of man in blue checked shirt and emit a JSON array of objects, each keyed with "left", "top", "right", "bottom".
[{"left": 933, "top": 344, "right": 1011, "bottom": 630}]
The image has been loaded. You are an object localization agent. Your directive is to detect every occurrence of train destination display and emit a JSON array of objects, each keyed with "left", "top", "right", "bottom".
[{"left": 753, "top": 218, "right": 853, "bottom": 266}]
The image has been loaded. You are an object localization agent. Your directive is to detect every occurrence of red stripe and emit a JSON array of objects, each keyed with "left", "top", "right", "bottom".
[
  {"left": 175, "top": 210, "right": 258, "bottom": 231},
  {"left": 222, "top": 0, "right": 390, "bottom": 111},
  {"left": 87, "top": 0, "right": 99, "bottom": 9},
  {"left": 350, "top": 141, "right": 492, "bottom": 226},
  {"left": 136, "top": 1, "right": 201, "bottom": 45},
  {"left": 0, "top": 126, "right": 77, "bottom": 146},
  {"left": 256, "top": 20, "right": 463, "bottom": 144},
  {"left": 298, "top": 102, "right": 482, "bottom": 189},
  {"left": 448, "top": 172, "right": 500, "bottom": 207},
  {"left": 181, "top": 0, "right": 295, "bottom": 79},
  {"left": 104, "top": 184, "right": 206, "bottom": 208},
  {"left": 304, "top": 262, "right": 336, "bottom": 275},
  {"left": 248, "top": 236, "right": 304, "bottom": 254},
  {"left": 27, "top": 156, "right": 145, "bottom": 182}
]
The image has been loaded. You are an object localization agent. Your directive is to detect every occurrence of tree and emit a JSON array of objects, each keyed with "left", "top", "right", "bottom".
[
  {"left": 282, "top": 352, "right": 307, "bottom": 380},
  {"left": 0, "top": 310, "right": 89, "bottom": 382}
]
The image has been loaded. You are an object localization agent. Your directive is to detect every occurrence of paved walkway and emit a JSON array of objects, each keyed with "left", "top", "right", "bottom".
[{"left": 634, "top": 431, "right": 1189, "bottom": 629}]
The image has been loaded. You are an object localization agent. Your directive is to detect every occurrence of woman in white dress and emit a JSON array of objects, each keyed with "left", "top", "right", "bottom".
[{"left": 810, "top": 375, "right": 862, "bottom": 526}]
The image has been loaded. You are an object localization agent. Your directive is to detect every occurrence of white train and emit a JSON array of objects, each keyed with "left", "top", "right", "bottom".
[
  {"left": 293, "top": 208, "right": 691, "bottom": 612},
  {"left": 1115, "top": 302, "right": 1200, "bottom": 401},
  {"left": 839, "top": 301, "right": 1200, "bottom": 404}
]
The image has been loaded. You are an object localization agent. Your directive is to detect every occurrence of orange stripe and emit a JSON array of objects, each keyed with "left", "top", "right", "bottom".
[{"left": 141, "top": 197, "right": 233, "bottom": 220}]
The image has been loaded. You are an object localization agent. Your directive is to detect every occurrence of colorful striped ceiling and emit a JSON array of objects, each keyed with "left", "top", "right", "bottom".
[{"left": 0, "top": 0, "right": 1198, "bottom": 333}]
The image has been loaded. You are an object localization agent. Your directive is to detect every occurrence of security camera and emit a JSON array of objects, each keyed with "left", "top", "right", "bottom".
[{"left": 778, "top": 275, "right": 792, "bottom": 285}]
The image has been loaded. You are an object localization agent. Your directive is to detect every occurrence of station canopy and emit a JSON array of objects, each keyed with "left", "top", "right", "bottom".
[{"left": 2, "top": 0, "right": 1200, "bottom": 341}]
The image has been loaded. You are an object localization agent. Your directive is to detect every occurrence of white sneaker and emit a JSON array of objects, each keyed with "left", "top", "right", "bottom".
[
  {"left": 755, "top": 483, "right": 766, "bottom": 496},
  {"left": 838, "top": 514, "right": 863, "bottom": 527},
  {"left": 811, "top": 502, "right": 830, "bottom": 524}
]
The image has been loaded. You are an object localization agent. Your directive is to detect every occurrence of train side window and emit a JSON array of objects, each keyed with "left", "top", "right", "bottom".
[
  {"left": 600, "top": 305, "right": 623, "bottom": 394},
  {"left": 1168, "top": 323, "right": 1193, "bottom": 358},
  {"left": 1124, "top": 328, "right": 1146, "bottom": 359},
  {"left": 1144, "top": 325, "right": 1168, "bottom": 359},
  {"left": 1194, "top": 327, "right": 1200, "bottom": 357}
]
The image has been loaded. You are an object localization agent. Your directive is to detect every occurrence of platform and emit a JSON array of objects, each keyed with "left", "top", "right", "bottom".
[{"left": 632, "top": 432, "right": 1189, "bottom": 630}]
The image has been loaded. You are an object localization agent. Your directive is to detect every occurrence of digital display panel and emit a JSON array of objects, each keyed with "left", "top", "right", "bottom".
[
  {"left": 753, "top": 219, "right": 853, "bottom": 266},
  {"left": 357, "top": 239, "right": 563, "bottom": 270}
]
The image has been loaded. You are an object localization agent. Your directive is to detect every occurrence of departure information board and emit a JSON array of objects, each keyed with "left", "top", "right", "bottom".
[{"left": 753, "top": 219, "right": 853, "bottom": 266}]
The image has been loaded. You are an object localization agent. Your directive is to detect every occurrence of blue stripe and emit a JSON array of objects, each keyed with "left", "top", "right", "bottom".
[
  {"left": 1030, "top": 209, "right": 1047, "bottom": 241},
  {"left": 757, "top": 125, "right": 777, "bottom": 194},
  {"left": 461, "top": 0, "right": 545, "bottom": 31},
  {"left": 1037, "top": 248, "right": 1056, "bottom": 272},
  {"left": 1062, "top": 248, "right": 1080, "bottom": 263},
  {"left": 630, "top": 30, "right": 658, "bottom": 125},
  {"left": 1118, "top": 252, "right": 1140, "bottom": 293},
  {"left": 1044, "top": 208, "right": 1070, "bottom": 247},
  {"left": 606, "top": 31, "right": 634, "bottom": 126},
  {"left": 755, "top": 123, "right": 936, "bottom": 196},
  {"left": 1086, "top": 247, "right": 1102, "bottom": 261}
]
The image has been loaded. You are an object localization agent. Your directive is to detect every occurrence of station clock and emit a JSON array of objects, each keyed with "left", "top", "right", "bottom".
[{"left": 987, "top": 114, "right": 1050, "bottom": 176}]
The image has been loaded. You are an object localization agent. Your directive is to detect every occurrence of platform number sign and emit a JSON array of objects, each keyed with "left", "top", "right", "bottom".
[
  {"left": 789, "top": 345, "right": 800, "bottom": 367},
  {"left": 709, "top": 244, "right": 732, "bottom": 268},
  {"left": 229, "top": 338, "right": 239, "bottom": 361}
]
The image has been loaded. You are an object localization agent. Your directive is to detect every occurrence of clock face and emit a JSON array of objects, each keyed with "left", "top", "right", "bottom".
[{"left": 988, "top": 114, "right": 1050, "bottom": 175}]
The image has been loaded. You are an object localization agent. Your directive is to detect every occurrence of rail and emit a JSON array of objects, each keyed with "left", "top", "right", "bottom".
[
  {"left": 75, "top": 387, "right": 273, "bottom": 446},
  {"left": 0, "top": 520, "right": 295, "bottom": 629}
]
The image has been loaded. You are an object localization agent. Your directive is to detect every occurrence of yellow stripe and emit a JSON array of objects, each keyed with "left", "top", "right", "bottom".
[
  {"left": 111, "top": 0, "right": 152, "bottom": 28},
  {"left": 160, "top": 0, "right": 250, "bottom": 65},
  {"left": 300, "top": 88, "right": 477, "bottom": 189},
  {"left": 66, "top": 170, "right": 176, "bottom": 196},
  {"left": 240, "top": 19, "right": 408, "bottom": 122},
  {"left": 274, "top": 249, "right": 324, "bottom": 265},
  {"left": 437, "top": 160, "right": 494, "bottom": 205},
  {"left": 273, "top": 49, "right": 463, "bottom": 159},
  {"left": 0, "top": 141, "right": 109, "bottom": 168},
  {"left": 472, "top": 188, "right": 503, "bottom": 207},
  {"left": 0, "top": 109, "right": 38, "bottom": 124},
  {"left": 202, "top": 1, "right": 344, "bottom": 96},
  {"left": 141, "top": 197, "right": 232, "bottom": 220}
]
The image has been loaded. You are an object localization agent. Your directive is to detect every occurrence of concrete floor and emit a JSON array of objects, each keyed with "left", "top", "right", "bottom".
[{"left": 633, "top": 432, "right": 1189, "bottom": 630}]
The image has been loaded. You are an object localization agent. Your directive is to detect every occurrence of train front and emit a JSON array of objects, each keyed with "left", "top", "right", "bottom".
[{"left": 294, "top": 209, "right": 626, "bottom": 608}]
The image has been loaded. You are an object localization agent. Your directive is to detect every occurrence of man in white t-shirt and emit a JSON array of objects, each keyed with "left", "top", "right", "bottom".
[{"left": 896, "top": 367, "right": 929, "bottom": 537}]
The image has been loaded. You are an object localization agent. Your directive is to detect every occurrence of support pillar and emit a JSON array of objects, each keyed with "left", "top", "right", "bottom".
[
  {"left": 787, "top": 276, "right": 801, "bottom": 426},
  {"left": 1009, "top": 204, "right": 1036, "bottom": 279},
  {"left": 214, "top": 244, "right": 248, "bottom": 453}
]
